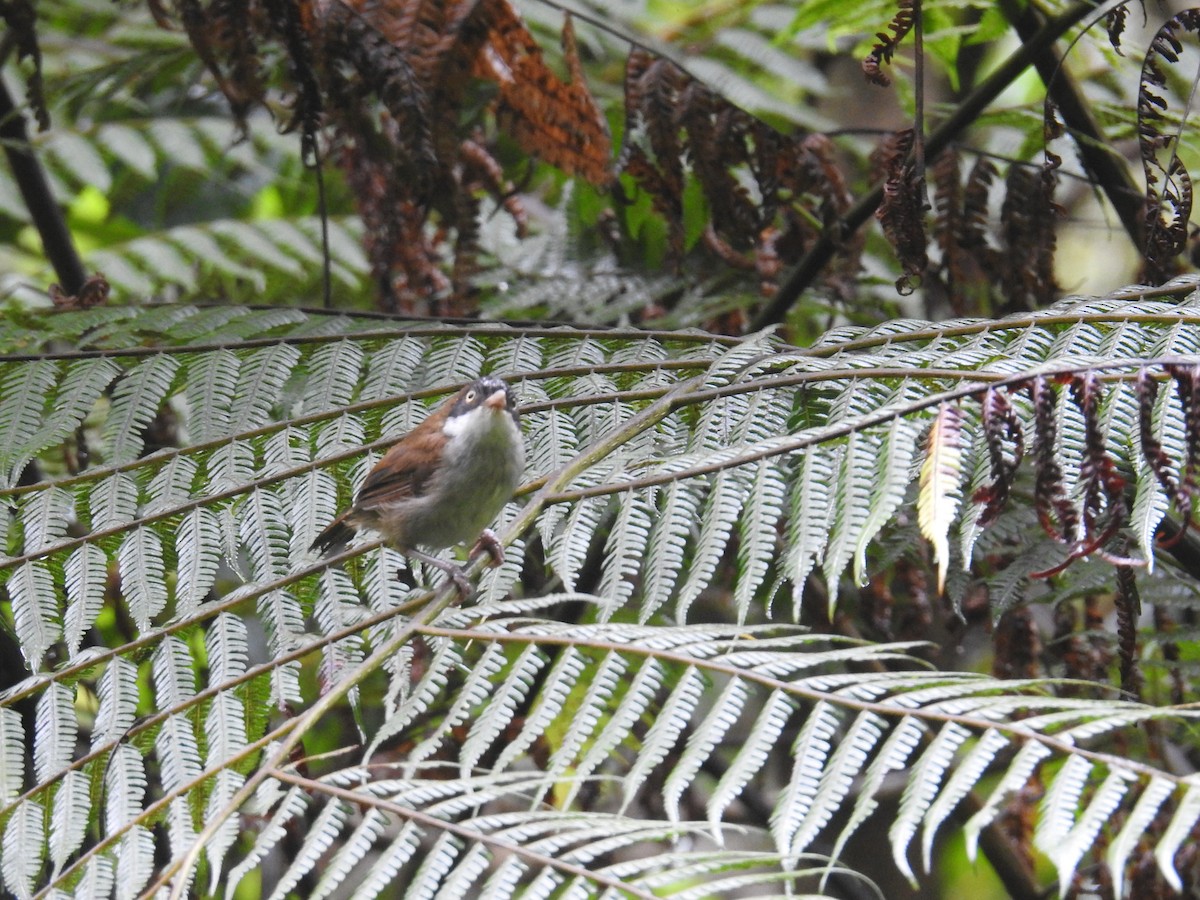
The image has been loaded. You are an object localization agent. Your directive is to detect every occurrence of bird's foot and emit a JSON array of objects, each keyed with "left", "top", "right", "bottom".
[
  {"left": 406, "top": 548, "right": 472, "bottom": 598},
  {"left": 470, "top": 528, "right": 505, "bottom": 567}
]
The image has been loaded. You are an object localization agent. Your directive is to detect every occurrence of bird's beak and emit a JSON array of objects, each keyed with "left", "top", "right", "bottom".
[{"left": 485, "top": 388, "right": 508, "bottom": 411}]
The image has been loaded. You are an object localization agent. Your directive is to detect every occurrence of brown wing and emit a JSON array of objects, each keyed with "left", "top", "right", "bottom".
[{"left": 352, "top": 415, "right": 445, "bottom": 510}]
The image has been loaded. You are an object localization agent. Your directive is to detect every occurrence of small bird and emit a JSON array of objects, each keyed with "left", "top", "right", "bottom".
[{"left": 311, "top": 375, "right": 525, "bottom": 594}]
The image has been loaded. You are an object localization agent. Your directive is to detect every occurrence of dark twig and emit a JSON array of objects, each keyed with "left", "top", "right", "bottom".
[{"left": 0, "top": 74, "right": 85, "bottom": 294}]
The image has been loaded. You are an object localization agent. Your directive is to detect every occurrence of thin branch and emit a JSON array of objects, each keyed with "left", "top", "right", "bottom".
[{"left": 0, "top": 74, "right": 85, "bottom": 294}]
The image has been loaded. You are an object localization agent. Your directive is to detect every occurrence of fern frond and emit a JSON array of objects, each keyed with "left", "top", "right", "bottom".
[{"left": 5, "top": 285, "right": 1200, "bottom": 895}]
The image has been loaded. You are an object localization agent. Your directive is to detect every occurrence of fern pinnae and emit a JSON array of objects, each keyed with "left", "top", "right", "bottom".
[
  {"left": 784, "top": 444, "right": 836, "bottom": 618},
  {"left": 639, "top": 478, "right": 702, "bottom": 622},
  {"left": 0, "top": 708, "right": 25, "bottom": 803},
  {"left": 63, "top": 543, "right": 108, "bottom": 656},
  {"left": 314, "top": 570, "right": 368, "bottom": 702},
  {"left": 963, "top": 739, "right": 1053, "bottom": 861},
  {"left": 853, "top": 414, "right": 919, "bottom": 585},
  {"left": 266, "top": 797, "right": 353, "bottom": 900},
  {"left": 33, "top": 682, "right": 75, "bottom": 786},
  {"left": 417, "top": 831, "right": 481, "bottom": 900},
  {"left": 820, "top": 429, "right": 878, "bottom": 611},
  {"left": 86, "top": 472, "right": 137, "bottom": 536},
  {"left": 0, "top": 359, "right": 58, "bottom": 488},
  {"left": 521, "top": 865, "right": 571, "bottom": 900},
  {"left": 1154, "top": 776, "right": 1200, "bottom": 893},
  {"left": 49, "top": 768, "right": 89, "bottom": 875},
  {"left": 1107, "top": 776, "right": 1176, "bottom": 898},
  {"left": 207, "top": 611, "right": 250, "bottom": 683},
  {"left": 234, "top": 343, "right": 304, "bottom": 432},
  {"left": 92, "top": 656, "right": 139, "bottom": 751},
  {"left": 14, "top": 357, "right": 119, "bottom": 483},
  {"left": 789, "top": 711, "right": 888, "bottom": 859},
  {"left": 918, "top": 403, "right": 966, "bottom": 594},
  {"left": 155, "top": 711, "right": 203, "bottom": 798},
  {"left": 548, "top": 490, "right": 610, "bottom": 592},
  {"left": 224, "top": 785, "right": 309, "bottom": 897},
  {"left": 345, "top": 821, "right": 424, "bottom": 900},
  {"left": 677, "top": 467, "right": 751, "bottom": 621},
  {"left": 175, "top": 506, "right": 220, "bottom": 615},
  {"left": 362, "top": 336, "right": 424, "bottom": 400},
  {"left": 209, "top": 220, "right": 307, "bottom": 279},
  {"left": 301, "top": 340, "right": 365, "bottom": 415},
  {"left": 542, "top": 651, "right": 630, "bottom": 785},
  {"left": 564, "top": 657, "right": 665, "bottom": 807},
  {"left": 708, "top": 689, "right": 794, "bottom": 841},
  {"left": 310, "top": 806, "right": 391, "bottom": 900},
  {"left": 457, "top": 642, "right": 542, "bottom": 776},
  {"left": 19, "top": 484, "right": 76, "bottom": 553},
  {"left": 663, "top": 676, "right": 749, "bottom": 823},
  {"left": 74, "top": 852, "right": 115, "bottom": 899},
  {"left": 103, "top": 353, "right": 181, "bottom": 464},
  {"left": 117, "top": 525, "right": 169, "bottom": 632},
  {"left": 524, "top": 402, "right": 579, "bottom": 481},
  {"left": 164, "top": 795, "right": 197, "bottom": 866},
  {"left": 598, "top": 489, "right": 653, "bottom": 614},
  {"left": 8, "top": 561, "right": 59, "bottom": 669},
  {"left": 408, "top": 643, "right": 511, "bottom": 768},
  {"left": 1050, "top": 767, "right": 1134, "bottom": 896},
  {"left": 183, "top": 348, "right": 240, "bottom": 444},
  {"left": 205, "top": 439, "right": 256, "bottom": 499},
  {"left": 1, "top": 799, "right": 44, "bottom": 899},
  {"left": 367, "top": 641, "right": 461, "bottom": 760},
  {"left": 238, "top": 487, "right": 290, "bottom": 580},
  {"left": 117, "top": 825, "right": 156, "bottom": 898},
  {"left": 733, "top": 459, "right": 786, "bottom": 622},
  {"left": 315, "top": 411, "right": 368, "bottom": 460},
  {"left": 828, "top": 715, "right": 929, "bottom": 875},
  {"left": 492, "top": 645, "right": 585, "bottom": 773},
  {"left": 205, "top": 690, "right": 250, "bottom": 777},
  {"left": 621, "top": 664, "right": 705, "bottom": 813},
  {"left": 104, "top": 743, "right": 146, "bottom": 834},
  {"left": 488, "top": 333, "right": 546, "bottom": 376},
  {"left": 422, "top": 336, "right": 488, "bottom": 390},
  {"left": 477, "top": 851, "right": 527, "bottom": 900},
  {"left": 145, "top": 453, "right": 198, "bottom": 515},
  {"left": 433, "top": 841, "right": 493, "bottom": 900},
  {"left": 1131, "top": 375, "right": 1182, "bottom": 566},
  {"left": 898, "top": 709, "right": 977, "bottom": 874}
]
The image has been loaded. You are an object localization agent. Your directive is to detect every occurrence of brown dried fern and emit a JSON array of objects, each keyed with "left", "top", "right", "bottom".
[{"left": 1137, "top": 10, "right": 1200, "bottom": 283}]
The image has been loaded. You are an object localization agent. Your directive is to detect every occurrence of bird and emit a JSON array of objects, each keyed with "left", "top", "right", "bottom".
[{"left": 311, "top": 375, "right": 525, "bottom": 595}]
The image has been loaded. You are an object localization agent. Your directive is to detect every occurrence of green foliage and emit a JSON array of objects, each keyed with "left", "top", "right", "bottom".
[{"left": 6, "top": 1, "right": 1200, "bottom": 897}]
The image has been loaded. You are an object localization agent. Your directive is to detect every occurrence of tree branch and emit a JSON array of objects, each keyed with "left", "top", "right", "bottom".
[{"left": 0, "top": 74, "right": 85, "bottom": 294}]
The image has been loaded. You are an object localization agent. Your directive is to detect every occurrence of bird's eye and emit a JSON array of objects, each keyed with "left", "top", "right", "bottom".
[{"left": 464, "top": 389, "right": 477, "bottom": 403}]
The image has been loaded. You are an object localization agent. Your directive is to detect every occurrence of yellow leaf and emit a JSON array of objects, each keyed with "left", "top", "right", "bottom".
[{"left": 918, "top": 404, "right": 965, "bottom": 593}]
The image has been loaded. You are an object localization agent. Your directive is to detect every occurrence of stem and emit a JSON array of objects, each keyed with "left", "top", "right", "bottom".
[{"left": 0, "top": 74, "right": 85, "bottom": 294}]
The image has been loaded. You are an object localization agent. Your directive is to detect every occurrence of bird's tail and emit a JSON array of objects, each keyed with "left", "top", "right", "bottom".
[{"left": 311, "top": 515, "right": 356, "bottom": 554}]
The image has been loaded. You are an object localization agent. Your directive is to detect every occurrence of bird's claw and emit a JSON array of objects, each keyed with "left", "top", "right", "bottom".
[
  {"left": 470, "top": 528, "right": 505, "bottom": 568},
  {"left": 402, "top": 548, "right": 474, "bottom": 598}
]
